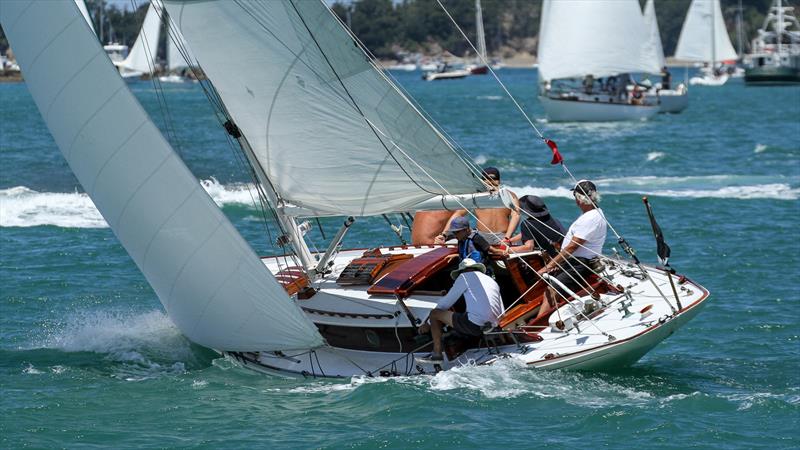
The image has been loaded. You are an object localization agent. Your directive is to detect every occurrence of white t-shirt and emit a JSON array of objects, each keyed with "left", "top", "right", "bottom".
[
  {"left": 435, "top": 271, "right": 503, "bottom": 327},
  {"left": 562, "top": 208, "right": 607, "bottom": 259}
]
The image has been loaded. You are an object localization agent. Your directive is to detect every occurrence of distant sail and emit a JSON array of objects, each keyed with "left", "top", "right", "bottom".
[
  {"left": 121, "top": 3, "right": 161, "bottom": 74},
  {"left": 163, "top": 0, "right": 486, "bottom": 217},
  {"left": 75, "top": 0, "right": 95, "bottom": 34},
  {"left": 0, "top": 0, "right": 324, "bottom": 352},
  {"left": 537, "top": 0, "right": 661, "bottom": 81},
  {"left": 674, "top": 0, "right": 738, "bottom": 63},
  {"left": 165, "top": 21, "right": 192, "bottom": 71},
  {"left": 642, "top": 0, "right": 667, "bottom": 69}
]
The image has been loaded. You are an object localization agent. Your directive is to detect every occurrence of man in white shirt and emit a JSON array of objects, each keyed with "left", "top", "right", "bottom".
[
  {"left": 535, "top": 180, "right": 607, "bottom": 320},
  {"left": 417, "top": 258, "right": 503, "bottom": 362}
]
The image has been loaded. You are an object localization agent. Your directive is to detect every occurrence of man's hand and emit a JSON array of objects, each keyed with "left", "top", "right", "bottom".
[{"left": 433, "top": 233, "right": 446, "bottom": 245}]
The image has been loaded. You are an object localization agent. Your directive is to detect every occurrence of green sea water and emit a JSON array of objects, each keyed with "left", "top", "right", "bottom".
[{"left": 1, "top": 69, "right": 799, "bottom": 449}]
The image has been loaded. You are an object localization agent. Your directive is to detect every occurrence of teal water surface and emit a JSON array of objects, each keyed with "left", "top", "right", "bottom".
[{"left": 1, "top": 70, "right": 799, "bottom": 449}]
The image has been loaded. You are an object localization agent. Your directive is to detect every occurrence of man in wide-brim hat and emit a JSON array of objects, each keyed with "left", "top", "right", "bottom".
[
  {"left": 417, "top": 258, "right": 503, "bottom": 363},
  {"left": 496, "top": 195, "right": 566, "bottom": 258}
]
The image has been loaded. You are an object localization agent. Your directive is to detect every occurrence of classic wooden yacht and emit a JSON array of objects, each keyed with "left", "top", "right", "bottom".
[{"left": 1, "top": 0, "right": 710, "bottom": 379}]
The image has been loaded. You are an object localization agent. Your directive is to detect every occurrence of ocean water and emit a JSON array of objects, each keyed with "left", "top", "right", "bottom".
[{"left": 1, "top": 69, "right": 799, "bottom": 449}]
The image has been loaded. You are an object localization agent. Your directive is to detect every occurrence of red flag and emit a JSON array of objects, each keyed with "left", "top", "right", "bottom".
[{"left": 544, "top": 139, "right": 563, "bottom": 165}]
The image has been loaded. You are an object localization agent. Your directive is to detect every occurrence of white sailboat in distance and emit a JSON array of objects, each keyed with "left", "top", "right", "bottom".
[
  {"left": 642, "top": 0, "right": 689, "bottom": 113},
  {"left": 537, "top": 0, "right": 662, "bottom": 122},
  {"left": 1, "top": 0, "right": 710, "bottom": 378},
  {"left": 674, "top": 0, "right": 739, "bottom": 86}
]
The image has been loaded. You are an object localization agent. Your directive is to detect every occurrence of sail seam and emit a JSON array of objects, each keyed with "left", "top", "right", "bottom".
[
  {"left": 286, "top": 0, "right": 441, "bottom": 198},
  {"left": 139, "top": 182, "right": 201, "bottom": 271},
  {"left": 88, "top": 119, "right": 149, "bottom": 195},
  {"left": 65, "top": 86, "right": 126, "bottom": 160},
  {"left": 111, "top": 151, "right": 172, "bottom": 230},
  {"left": 45, "top": 52, "right": 106, "bottom": 122},
  {"left": 4, "top": 1, "right": 35, "bottom": 35},
  {"left": 26, "top": 16, "right": 80, "bottom": 75},
  {"left": 165, "top": 217, "right": 226, "bottom": 310}
]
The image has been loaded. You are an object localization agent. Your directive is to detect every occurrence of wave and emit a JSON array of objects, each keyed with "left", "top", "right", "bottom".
[
  {"left": 509, "top": 175, "right": 800, "bottom": 200},
  {"left": 646, "top": 151, "right": 665, "bottom": 161},
  {"left": 0, "top": 177, "right": 259, "bottom": 228},
  {"left": 29, "top": 309, "right": 209, "bottom": 381}
]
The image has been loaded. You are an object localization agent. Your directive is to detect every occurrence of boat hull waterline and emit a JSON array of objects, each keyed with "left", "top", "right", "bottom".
[
  {"left": 223, "top": 247, "right": 709, "bottom": 378},
  {"left": 539, "top": 96, "right": 660, "bottom": 122}
]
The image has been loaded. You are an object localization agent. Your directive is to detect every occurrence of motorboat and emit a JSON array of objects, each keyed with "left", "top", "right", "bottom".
[
  {"left": 744, "top": 0, "right": 800, "bottom": 85},
  {"left": 423, "top": 63, "right": 470, "bottom": 81}
]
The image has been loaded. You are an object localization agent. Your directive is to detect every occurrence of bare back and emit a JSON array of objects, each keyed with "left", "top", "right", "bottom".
[
  {"left": 475, "top": 208, "right": 512, "bottom": 233},
  {"left": 411, "top": 211, "right": 453, "bottom": 245}
]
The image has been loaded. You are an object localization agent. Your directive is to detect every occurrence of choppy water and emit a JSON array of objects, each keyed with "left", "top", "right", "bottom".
[{"left": 1, "top": 70, "right": 799, "bottom": 449}]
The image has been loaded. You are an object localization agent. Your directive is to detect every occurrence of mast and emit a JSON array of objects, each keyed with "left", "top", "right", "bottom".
[
  {"left": 475, "top": 0, "right": 487, "bottom": 61},
  {"left": 711, "top": 0, "right": 717, "bottom": 67},
  {"left": 737, "top": 0, "right": 744, "bottom": 57},
  {"left": 778, "top": 0, "right": 784, "bottom": 54}
]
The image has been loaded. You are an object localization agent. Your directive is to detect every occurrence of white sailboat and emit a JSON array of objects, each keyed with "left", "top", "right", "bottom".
[
  {"left": 465, "top": 0, "right": 490, "bottom": 75},
  {"left": 674, "top": 0, "right": 738, "bottom": 86},
  {"left": 158, "top": 20, "right": 194, "bottom": 83},
  {"left": 2, "top": 0, "right": 710, "bottom": 378},
  {"left": 537, "top": 0, "right": 661, "bottom": 122},
  {"left": 642, "top": 0, "right": 689, "bottom": 113},
  {"left": 115, "top": 2, "right": 162, "bottom": 81}
]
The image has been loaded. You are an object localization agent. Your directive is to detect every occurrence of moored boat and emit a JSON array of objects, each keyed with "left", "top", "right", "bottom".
[
  {"left": 744, "top": 0, "right": 800, "bottom": 85},
  {"left": 537, "top": 0, "right": 662, "bottom": 122}
]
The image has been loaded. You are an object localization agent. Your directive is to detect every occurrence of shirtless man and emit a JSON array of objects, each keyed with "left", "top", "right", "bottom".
[
  {"left": 436, "top": 167, "right": 520, "bottom": 245},
  {"left": 410, "top": 210, "right": 453, "bottom": 245}
]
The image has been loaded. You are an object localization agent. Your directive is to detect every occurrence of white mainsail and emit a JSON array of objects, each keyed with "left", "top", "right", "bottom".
[
  {"left": 475, "top": 0, "right": 487, "bottom": 61},
  {"left": 642, "top": 0, "right": 667, "bottom": 69},
  {"left": 121, "top": 2, "right": 161, "bottom": 74},
  {"left": 0, "top": 0, "right": 324, "bottom": 352},
  {"left": 162, "top": 0, "right": 486, "bottom": 217},
  {"left": 537, "top": 0, "right": 662, "bottom": 82},
  {"left": 674, "top": 0, "right": 738, "bottom": 63}
]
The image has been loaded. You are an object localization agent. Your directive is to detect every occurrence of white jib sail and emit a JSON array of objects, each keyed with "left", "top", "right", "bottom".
[
  {"left": 165, "top": 19, "right": 193, "bottom": 71},
  {"left": 643, "top": 0, "right": 667, "bottom": 69},
  {"left": 537, "top": 0, "right": 662, "bottom": 82},
  {"left": 674, "top": 0, "right": 738, "bottom": 62},
  {"left": 0, "top": 0, "right": 324, "bottom": 352},
  {"left": 121, "top": 2, "right": 161, "bottom": 74},
  {"left": 163, "top": 0, "right": 486, "bottom": 217}
]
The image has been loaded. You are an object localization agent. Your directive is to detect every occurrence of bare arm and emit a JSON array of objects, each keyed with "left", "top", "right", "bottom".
[
  {"left": 537, "top": 236, "right": 586, "bottom": 274},
  {"left": 503, "top": 191, "right": 520, "bottom": 240}
]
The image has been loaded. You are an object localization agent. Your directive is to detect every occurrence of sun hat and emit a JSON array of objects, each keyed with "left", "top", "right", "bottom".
[
  {"left": 519, "top": 195, "right": 551, "bottom": 218},
  {"left": 450, "top": 258, "right": 487, "bottom": 279}
]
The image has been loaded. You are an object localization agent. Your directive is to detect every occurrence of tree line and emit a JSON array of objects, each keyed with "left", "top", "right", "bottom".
[{"left": 0, "top": 0, "right": 781, "bottom": 61}]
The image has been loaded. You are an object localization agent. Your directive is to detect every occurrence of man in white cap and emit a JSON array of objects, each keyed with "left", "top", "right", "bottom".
[
  {"left": 535, "top": 180, "right": 607, "bottom": 320},
  {"left": 417, "top": 258, "right": 503, "bottom": 362}
]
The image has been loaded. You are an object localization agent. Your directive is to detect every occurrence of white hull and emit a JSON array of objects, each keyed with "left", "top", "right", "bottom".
[
  {"left": 539, "top": 96, "right": 659, "bottom": 122},
  {"left": 222, "top": 246, "right": 709, "bottom": 378},
  {"left": 158, "top": 74, "right": 191, "bottom": 83},
  {"left": 658, "top": 88, "right": 689, "bottom": 113},
  {"left": 689, "top": 73, "right": 729, "bottom": 86},
  {"left": 423, "top": 70, "right": 471, "bottom": 81}
]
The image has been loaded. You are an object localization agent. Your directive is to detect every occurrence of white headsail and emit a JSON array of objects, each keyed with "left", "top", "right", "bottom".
[
  {"left": 537, "top": 0, "right": 662, "bottom": 82},
  {"left": 0, "top": 0, "right": 324, "bottom": 351},
  {"left": 162, "top": 0, "right": 486, "bottom": 217},
  {"left": 642, "top": 0, "right": 667, "bottom": 69},
  {"left": 165, "top": 21, "right": 192, "bottom": 71},
  {"left": 121, "top": 2, "right": 161, "bottom": 74},
  {"left": 674, "top": 0, "right": 738, "bottom": 63}
]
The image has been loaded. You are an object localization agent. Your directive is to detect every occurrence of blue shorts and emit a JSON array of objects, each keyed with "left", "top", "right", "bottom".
[{"left": 451, "top": 312, "right": 483, "bottom": 337}]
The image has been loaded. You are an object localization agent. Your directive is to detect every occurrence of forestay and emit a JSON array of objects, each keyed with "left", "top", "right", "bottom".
[
  {"left": 122, "top": 2, "right": 161, "bottom": 74},
  {"left": 537, "top": 0, "right": 661, "bottom": 82},
  {"left": 162, "top": 0, "right": 486, "bottom": 217},
  {"left": 642, "top": 0, "right": 667, "bottom": 70},
  {"left": 674, "top": 0, "right": 737, "bottom": 63},
  {"left": 0, "top": 1, "right": 324, "bottom": 351}
]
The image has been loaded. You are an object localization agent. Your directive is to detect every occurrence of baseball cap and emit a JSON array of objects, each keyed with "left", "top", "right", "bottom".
[
  {"left": 448, "top": 216, "right": 471, "bottom": 232},
  {"left": 482, "top": 167, "right": 500, "bottom": 181},
  {"left": 571, "top": 179, "right": 597, "bottom": 196}
]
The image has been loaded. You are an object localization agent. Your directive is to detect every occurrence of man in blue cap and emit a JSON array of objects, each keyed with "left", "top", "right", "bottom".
[{"left": 439, "top": 215, "right": 492, "bottom": 265}]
